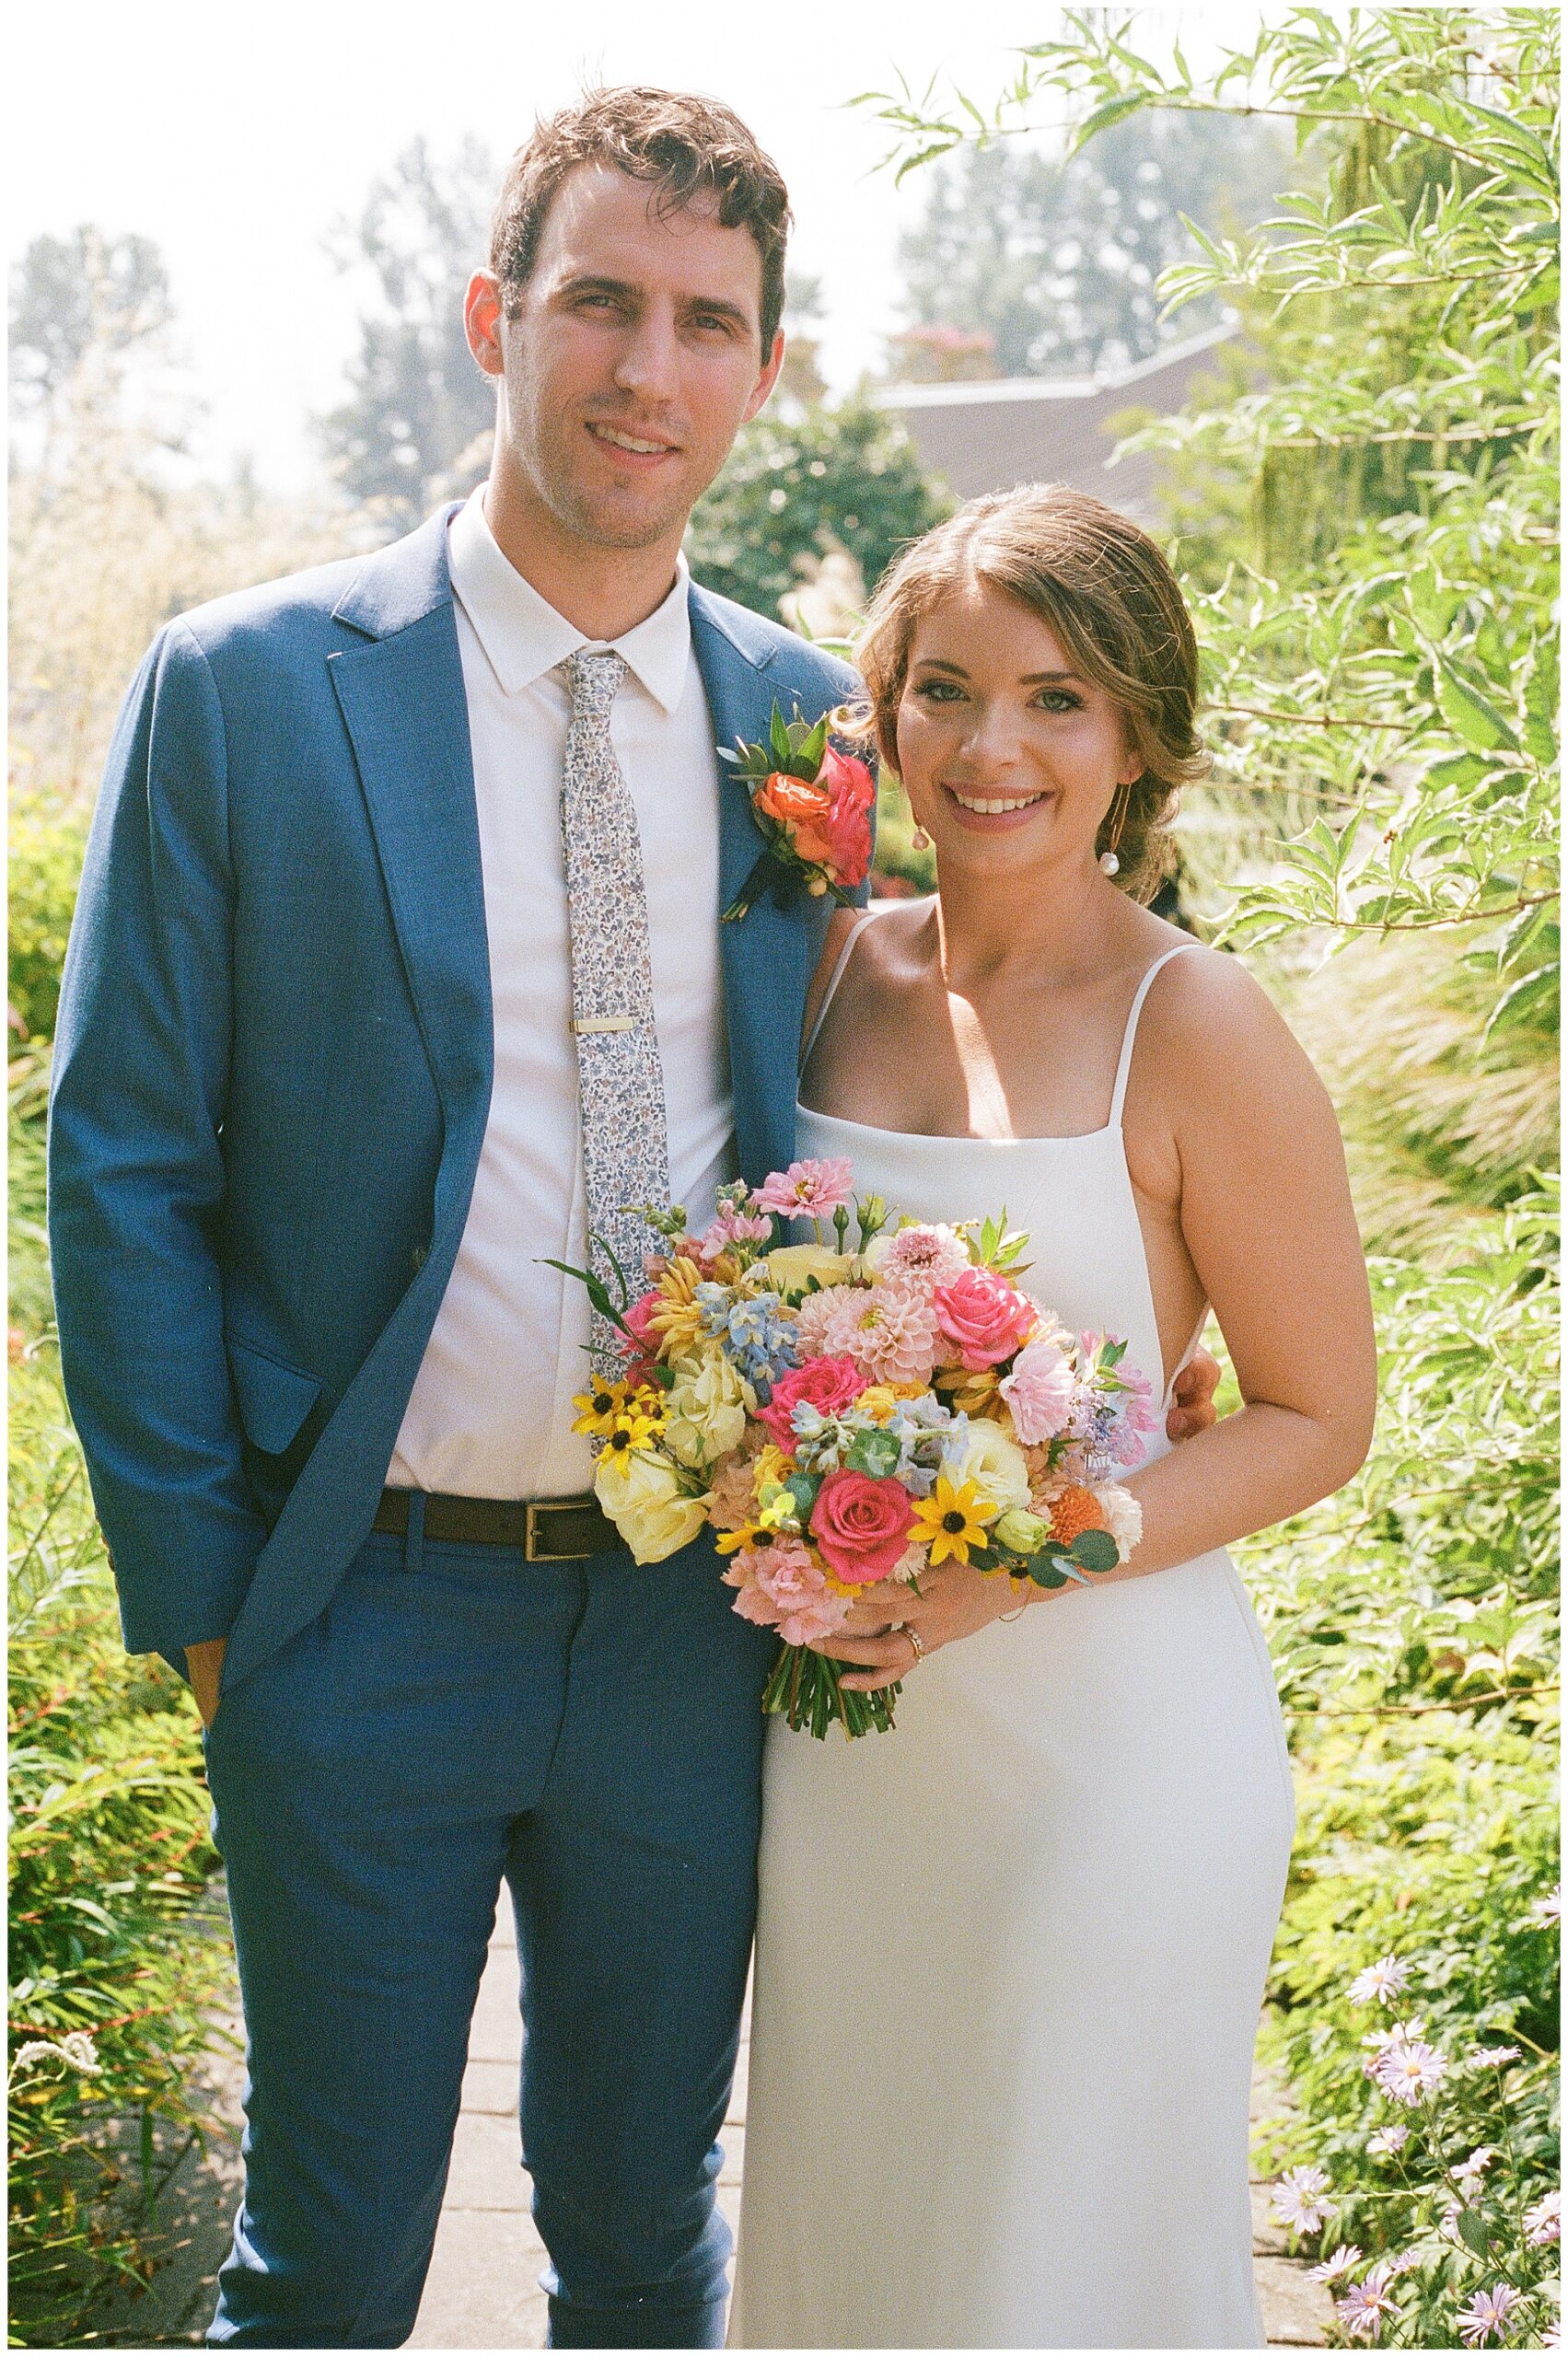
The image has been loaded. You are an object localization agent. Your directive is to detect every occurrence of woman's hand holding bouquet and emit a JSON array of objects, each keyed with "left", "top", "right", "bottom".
[{"left": 555, "top": 1159, "right": 1156, "bottom": 1737}]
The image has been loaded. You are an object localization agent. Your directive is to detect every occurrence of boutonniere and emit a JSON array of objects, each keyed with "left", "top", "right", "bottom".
[{"left": 721, "top": 702, "right": 876, "bottom": 924}]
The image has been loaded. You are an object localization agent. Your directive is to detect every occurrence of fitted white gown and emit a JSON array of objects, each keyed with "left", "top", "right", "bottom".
[{"left": 728, "top": 936, "right": 1295, "bottom": 2350}]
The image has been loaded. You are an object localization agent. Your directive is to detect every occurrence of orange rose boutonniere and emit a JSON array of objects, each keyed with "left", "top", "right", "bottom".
[{"left": 722, "top": 704, "right": 876, "bottom": 923}]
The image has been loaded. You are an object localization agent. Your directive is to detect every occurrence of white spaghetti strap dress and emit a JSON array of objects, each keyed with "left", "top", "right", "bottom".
[{"left": 728, "top": 930, "right": 1295, "bottom": 2350}]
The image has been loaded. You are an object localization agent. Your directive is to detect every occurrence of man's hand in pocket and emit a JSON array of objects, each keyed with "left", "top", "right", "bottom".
[{"left": 186, "top": 1637, "right": 227, "bottom": 1731}]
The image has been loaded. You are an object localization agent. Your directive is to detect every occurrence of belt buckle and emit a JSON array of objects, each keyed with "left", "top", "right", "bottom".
[{"left": 525, "top": 1502, "right": 580, "bottom": 1563}]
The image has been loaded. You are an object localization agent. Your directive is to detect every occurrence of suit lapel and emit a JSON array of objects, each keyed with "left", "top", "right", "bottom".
[
  {"left": 328, "top": 521, "right": 493, "bottom": 1146},
  {"left": 691, "top": 587, "right": 811, "bottom": 1188}
]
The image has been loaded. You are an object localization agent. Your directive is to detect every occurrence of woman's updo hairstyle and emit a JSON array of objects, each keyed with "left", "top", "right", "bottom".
[{"left": 853, "top": 483, "right": 1208, "bottom": 901}]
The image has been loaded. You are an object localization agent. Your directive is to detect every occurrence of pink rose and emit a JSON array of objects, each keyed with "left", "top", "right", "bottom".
[
  {"left": 933, "top": 1266, "right": 1038, "bottom": 1371},
  {"left": 809, "top": 1470, "right": 916, "bottom": 1585},
  {"left": 999, "top": 1334, "right": 1076, "bottom": 1445},
  {"left": 618, "top": 1290, "right": 664, "bottom": 1386},
  {"left": 756, "top": 1353, "right": 867, "bottom": 1449},
  {"left": 723, "top": 1536, "right": 851, "bottom": 1647},
  {"left": 818, "top": 744, "right": 876, "bottom": 888}
]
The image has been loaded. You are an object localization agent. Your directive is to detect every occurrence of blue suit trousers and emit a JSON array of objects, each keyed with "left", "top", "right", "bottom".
[{"left": 203, "top": 1517, "right": 776, "bottom": 2348}]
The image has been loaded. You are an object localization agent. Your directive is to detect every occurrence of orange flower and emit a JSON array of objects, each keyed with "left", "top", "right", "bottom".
[
  {"left": 1048, "top": 1486, "right": 1109, "bottom": 1546},
  {"left": 755, "top": 772, "right": 834, "bottom": 865}
]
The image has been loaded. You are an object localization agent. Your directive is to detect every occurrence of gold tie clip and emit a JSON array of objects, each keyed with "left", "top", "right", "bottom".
[{"left": 569, "top": 1015, "right": 636, "bottom": 1035}]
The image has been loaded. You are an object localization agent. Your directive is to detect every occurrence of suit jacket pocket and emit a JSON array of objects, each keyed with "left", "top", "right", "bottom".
[{"left": 226, "top": 1332, "right": 324, "bottom": 1458}]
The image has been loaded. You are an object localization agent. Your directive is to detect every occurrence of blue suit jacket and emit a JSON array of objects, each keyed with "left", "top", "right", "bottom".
[{"left": 47, "top": 507, "right": 859, "bottom": 1690}]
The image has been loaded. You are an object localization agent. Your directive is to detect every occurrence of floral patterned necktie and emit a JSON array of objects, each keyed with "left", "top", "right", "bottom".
[{"left": 560, "top": 649, "right": 671, "bottom": 1366}]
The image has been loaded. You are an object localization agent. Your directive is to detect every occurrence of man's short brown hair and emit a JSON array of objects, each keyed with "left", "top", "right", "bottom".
[{"left": 491, "top": 87, "right": 792, "bottom": 352}]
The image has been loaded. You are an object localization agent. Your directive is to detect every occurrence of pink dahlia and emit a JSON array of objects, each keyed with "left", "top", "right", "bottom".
[
  {"left": 793, "top": 1283, "right": 864, "bottom": 1364},
  {"left": 874, "top": 1222, "right": 971, "bottom": 1293},
  {"left": 752, "top": 1157, "right": 855, "bottom": 1222},
  {"left": 842, "top": 1281, "right": 940, "bottom": 1387},
  {"left": 999, "top": 1334, "right": 1077, "bottom": 1444},
  {"left": 696, "top": 1205, "right": 772, "bottom": 1257},
  {"left": 722, "top": 1537, "right": 850, "bottom": 1647}
]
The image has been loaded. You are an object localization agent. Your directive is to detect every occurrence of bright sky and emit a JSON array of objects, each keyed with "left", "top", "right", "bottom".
[{"left": 8, "top": 0, "right": 1266, "bottom": 489}]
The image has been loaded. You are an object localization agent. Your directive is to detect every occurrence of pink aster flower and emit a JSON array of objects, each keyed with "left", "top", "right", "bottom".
[
  {"left": 1349, "top": 1956, "right": 1412, "bottom": 2005},
  {"left": 752, "top": 1157, "right": 855, "bottom": 1223},
  {"left": 999, "top": 1333, "right": 1077, "bottom": 1445},
  {"left": 722, "top": 1538, "right": 851, "bottom": 1648},
  {"left": 1368, "top": 2124, "right": 1411, "bottom": 2157},
  {"left": 1308, "top": 2246, "right": 1364, "bottom": 2283},
  {"left": 1458, "top": 2285, "right": 1522, "bottom": 2347},
  {"left": 1526, "top": 2191, "right": 1561, "bottom": 2247},
  {"left": 1337, "top": 2266, "right": 1402, "bottom": 2343},
  {"left": 1271, "top": 2164, "right": 1330, "bottom": 2234},
  {"left": 1469, "top": 2045, "right": 1522, "bottom": 2070},
  {"left": 1527, "top": 1885, "right": 1561, "bottom": 1928},
  {"left": 1374, "top": 2036, "right": 1448, "bottom": 2105},
  {"left": 873, "top": 1221, "right": 971, "bottom": 1294}
]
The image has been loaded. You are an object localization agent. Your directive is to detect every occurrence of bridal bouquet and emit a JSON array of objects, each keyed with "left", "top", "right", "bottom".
[{"left": 559, "top": 1159, "right": 1156, "bottom": 1738}]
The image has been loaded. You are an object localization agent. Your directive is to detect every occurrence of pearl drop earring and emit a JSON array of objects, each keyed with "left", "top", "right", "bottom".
[
  {"left": 912, "top": 826, "right": 931, "bottom": 852},
  {"left": 1099, "top": 782, "right": 1132, "bottom": 877}
]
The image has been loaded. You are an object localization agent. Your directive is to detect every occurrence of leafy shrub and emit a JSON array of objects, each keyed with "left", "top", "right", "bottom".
[{"left": 10, "top": 796, "right": 87, "bottom": 1043}]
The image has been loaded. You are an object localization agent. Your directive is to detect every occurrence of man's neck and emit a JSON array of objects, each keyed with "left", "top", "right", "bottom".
[{"left": 481, "top": 471, "right": 684, "bottom": 642}]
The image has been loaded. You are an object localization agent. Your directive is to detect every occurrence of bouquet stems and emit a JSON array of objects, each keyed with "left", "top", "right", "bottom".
[{"left": 761, "top": 1641, "right": 901, "bottom": 1739}]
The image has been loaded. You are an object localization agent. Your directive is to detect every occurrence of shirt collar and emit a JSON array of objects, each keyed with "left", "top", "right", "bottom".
[{"left": 447, "top": 488, "right": 691, "bottom": 715}]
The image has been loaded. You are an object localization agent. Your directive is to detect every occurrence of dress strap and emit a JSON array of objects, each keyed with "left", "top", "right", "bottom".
[
  {"left": 1109, "top": 943, "right": 1199, "bottom": 1127},
  {"left": 800, "top": 910, "right": 879, "bottom": 1071}
]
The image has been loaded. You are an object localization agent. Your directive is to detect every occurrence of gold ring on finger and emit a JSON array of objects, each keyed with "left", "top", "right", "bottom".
[{"left": 904, "top": 1626, "right": 926, "bottom": 1667}]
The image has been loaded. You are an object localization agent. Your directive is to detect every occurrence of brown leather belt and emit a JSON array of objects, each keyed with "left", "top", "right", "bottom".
[{"left": 373, "top": 1488, "right": 621, "bottom": 1562}]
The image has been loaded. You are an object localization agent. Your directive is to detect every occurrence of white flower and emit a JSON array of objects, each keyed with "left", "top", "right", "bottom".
[
  {"left": 1272, "top": 2163, "right": 1331, "bottom": 2234},
  {"left": 1525, "top": 2190, "right": 1561, "bottom": 2247},
  {"left": 11, "top": 2032, "right": 101, "bottom": 2080},
  {"left": 1096, "top": 1481, "right": 1143, "bottom": 1557},
  {"left": 1469, "top": 2045, "right": 1522, "bottom": 2070},
  {"left": 1308, "top": 2245, "right": 1364, "bottom": 2282},
  {"left": 1373, "top": 2035, "right": 1447, "bottom": 2106},
  {"left": 1349, "top": 1955, "right": 1412, "bottom": 2005},
  {"left": 944, "top": 1420, "right": 1031, "bottom": 1516},
  {"left": 1527, "top": 1885, "right": 1561, "bottom": 1929},
  {"left": 1368, "top": 2124, "right": 1411, "bottom": 2156}
]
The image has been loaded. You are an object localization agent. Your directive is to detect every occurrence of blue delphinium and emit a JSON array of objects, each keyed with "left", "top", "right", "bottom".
[{"left": 696, "top": 1285, "right": 798, "bottom": 1403}]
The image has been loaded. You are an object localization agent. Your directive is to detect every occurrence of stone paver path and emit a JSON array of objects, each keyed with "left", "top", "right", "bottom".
[{"left": 410, "top": 1910, "right": 1331, "bottom": 2350}]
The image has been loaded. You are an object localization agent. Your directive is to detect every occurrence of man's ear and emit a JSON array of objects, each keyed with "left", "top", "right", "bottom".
[
  {"left": 465, "top": 271, "right": 506, "bottom": 379},
  {"left": 743, "top": 330, "right": 787, "bottom": 424}
]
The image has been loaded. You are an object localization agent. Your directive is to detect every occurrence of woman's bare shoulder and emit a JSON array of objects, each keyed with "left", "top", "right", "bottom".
[{"left": 1137, "top": 939, "right": 1336, "bottom": 1121}]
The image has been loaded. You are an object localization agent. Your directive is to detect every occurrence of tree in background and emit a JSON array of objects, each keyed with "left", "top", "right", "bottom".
[
  {"left": 868, "top": 12, "right": 1558, "bottom": 2345},
  {"left": 319, "top": 136, "right": 498, "bottom": 525},
  {"left": 686, "top": 397, "right": 950, "bottom": 626},
  {"left": 9, "top": 226, "right": 173, "bottom": 412},
  {"left": 892, "top": 109, "right": 1283, "bottom": 379}
]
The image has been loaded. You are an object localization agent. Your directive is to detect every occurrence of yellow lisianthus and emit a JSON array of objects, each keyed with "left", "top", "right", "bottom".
[
  {"left": 910, "top": 1474, "right": 995, "bottom": 1566},
  {"left": 571, "top": 1376, "right": 634, "bottom": 1437}
]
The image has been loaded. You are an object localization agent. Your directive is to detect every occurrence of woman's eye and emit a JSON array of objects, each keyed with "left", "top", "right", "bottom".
[
  {"left": 913, "top": 679, "right": 964, "bottom": 703},
  {"left": 1035, "top": 690, "right": 1084, "bottom": 713}
]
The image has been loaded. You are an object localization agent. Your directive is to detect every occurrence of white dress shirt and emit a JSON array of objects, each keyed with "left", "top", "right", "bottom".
[{"left": 389, "top": 490, "right": 734, "bottom": 1499}]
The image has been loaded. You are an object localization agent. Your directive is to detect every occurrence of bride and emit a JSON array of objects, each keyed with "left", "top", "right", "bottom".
[{"left": 728, "top": 484, "right": 1376, "bottom": 2350}]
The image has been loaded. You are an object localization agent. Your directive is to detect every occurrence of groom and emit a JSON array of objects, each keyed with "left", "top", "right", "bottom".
[{"left": 49, "top": 85, "right": 1218, "bottom": 2351}]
